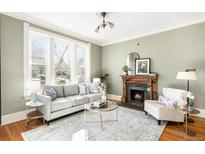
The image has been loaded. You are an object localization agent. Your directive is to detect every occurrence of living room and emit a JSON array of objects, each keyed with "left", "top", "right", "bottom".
[{"left": 0, "top": 0, "right": 205, "bottom": 153}]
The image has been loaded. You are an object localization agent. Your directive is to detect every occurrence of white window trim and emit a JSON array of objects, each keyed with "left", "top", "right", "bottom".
[
  {"left": 23, "top": 23, "right": 29, "bottom": 97},
  {"left": 24, "top": 22, "right": 91, "bottom": 97}
]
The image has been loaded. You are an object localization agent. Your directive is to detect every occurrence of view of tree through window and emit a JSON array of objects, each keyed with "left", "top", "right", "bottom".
[
  {"left": 54, "top": 39, "right": 71, "bottom": 84},
  {"left": 31, "top": 35, "right": 47, "bottom": 90},
  {"left": 76, "top": 46, "right": 85, "bottom": 83}
]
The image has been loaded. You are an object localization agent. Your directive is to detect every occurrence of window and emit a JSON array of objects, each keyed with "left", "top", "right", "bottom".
[
  {"left": 76, "top": 45, "right": 86, "bottom": 83},
  {"left": 30, "top": 33, "right": 48, "bottom": 90},
  {"left": 53, "top": 38, "right": 71, "bottom": 85},
  {"left": 24, "top": 24, "right": 90, "bottom": 96}
]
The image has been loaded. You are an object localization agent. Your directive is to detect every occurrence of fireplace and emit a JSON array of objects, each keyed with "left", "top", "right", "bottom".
[
  {"left": 121, "top": 74, "right": 158, "bottom": 110},
  {"left": 126, "top": 83, "right": 149, "bottom": 109}
]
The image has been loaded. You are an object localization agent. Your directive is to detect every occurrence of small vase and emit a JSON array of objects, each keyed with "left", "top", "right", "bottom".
[{"left": 31, "top": 91, "right": 37, "bottom": 103}]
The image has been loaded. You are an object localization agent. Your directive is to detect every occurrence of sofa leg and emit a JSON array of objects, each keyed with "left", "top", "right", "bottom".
[
  {"left": 158, "top": 120, "right": 161, "bottom": 125},
  {"left": 46, "top": 121, "right": 50, "bottom": 126},
  {"left": 145, "top": 111, "right": 147, "bottom": 115}
]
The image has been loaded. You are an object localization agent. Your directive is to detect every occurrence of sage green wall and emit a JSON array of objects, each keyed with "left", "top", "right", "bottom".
[
  {"left": 0, "top": 14, "right": 102, "bottom": 115},
  {"left": 0, "top": 14, "right": 25, "bottom": 115},
  {"left": 91, "top": 44, "right": 102, "bottom": 79},
  {"left": 102, "top": 22, "right": 205, "bottom": 109}
]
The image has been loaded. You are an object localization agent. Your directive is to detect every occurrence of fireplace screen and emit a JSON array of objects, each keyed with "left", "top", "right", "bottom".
[{"left": 130, "top": 90, "right": 144, "bottom": 102}]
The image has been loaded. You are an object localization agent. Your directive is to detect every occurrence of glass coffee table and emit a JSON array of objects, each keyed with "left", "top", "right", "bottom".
[{"left": 84, "top": 100, "right": 118, "bottom": 131}]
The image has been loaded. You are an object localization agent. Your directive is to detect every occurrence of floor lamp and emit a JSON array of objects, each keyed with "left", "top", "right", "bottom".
[{"left": 176, "top": 69, "right": 197, "bottom": 122}]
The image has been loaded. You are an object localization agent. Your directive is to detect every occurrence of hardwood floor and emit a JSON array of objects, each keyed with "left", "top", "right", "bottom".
[
  {"left": 0, "top": 120, "right": 41, "bottom": 141},
  {"left": 160, "top": 115, "right": 205, "bottom": 141},
  {"left": 0, "top": 113, "right": 205, "bottom": 141}
]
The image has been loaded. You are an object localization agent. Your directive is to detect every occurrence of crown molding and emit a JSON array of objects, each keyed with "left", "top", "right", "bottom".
[
  {"left": 101, "top": 15, "right": 205, "bottom": 46},
  {"left": 2, "top": 12, "right": 205, "bottom": 47},
  {"left": 2, "top": 12, "right": 103, "bottom": 46}
]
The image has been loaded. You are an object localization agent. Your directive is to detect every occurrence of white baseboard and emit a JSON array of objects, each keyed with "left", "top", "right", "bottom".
[
  {"left": 1, "top": 109, "right": 35, "bottom": 126},
  {"left": 106, "top": 94, "right": 121, "bottom": 101},
  {"left": 193, "top": 108, "right": 205, "bottom": 118}
]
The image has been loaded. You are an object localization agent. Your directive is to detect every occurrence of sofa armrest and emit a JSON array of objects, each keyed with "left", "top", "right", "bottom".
[
  {"left": 37, "top": 93, "right": 52, "bottom": 102},
  {"left": 37, "top": 93, "right": 52, "bottom": 121}
]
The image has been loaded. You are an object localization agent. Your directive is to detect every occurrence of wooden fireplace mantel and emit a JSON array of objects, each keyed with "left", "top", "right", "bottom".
[{"left": 121, "top": 74, "right": 158, "bottom": 103}]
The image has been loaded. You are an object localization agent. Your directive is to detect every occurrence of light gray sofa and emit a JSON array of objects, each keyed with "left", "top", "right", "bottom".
[{"left": 37, "top": 84, "right": 101, "bottom": 125}]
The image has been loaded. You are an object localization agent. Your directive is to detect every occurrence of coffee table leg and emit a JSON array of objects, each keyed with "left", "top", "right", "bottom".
[
  {"left": 84, "top": 109, "right": 87, "bottom": 121},
  {"left": 185, "top": 113, "right": 188, "bottom": 134},
  {"left": 116, "top": 108, "right": 118, "bottom": 121},
  {"left": 100, "top": 113, "right": 103, "bottom": 130}
]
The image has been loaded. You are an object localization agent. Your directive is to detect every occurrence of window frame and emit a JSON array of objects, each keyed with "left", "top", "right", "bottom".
[{"left": 24, "top": 23, "right": 91, "bottom": 97}]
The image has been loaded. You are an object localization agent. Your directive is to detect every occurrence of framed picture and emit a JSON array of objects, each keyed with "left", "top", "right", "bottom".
[{"left": 135, "top": 58, "right": 151, "bottom": 75}]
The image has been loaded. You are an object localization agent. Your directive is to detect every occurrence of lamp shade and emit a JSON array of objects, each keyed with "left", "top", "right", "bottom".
[{"left": 176, "top": 71, "right": 197, "bottom": 80}]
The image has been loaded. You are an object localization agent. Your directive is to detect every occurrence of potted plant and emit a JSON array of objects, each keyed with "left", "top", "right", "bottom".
[
  {"left": 122, "top": 65, "right": 132, "bottom": 75},
  {"left": 100, "top": 70, "right": 109, "bottom": 83}
]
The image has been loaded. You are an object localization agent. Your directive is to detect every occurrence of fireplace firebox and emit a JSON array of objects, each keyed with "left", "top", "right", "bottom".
[
  {"left": 126, "top": 84, "right": 149, "bottom": 109},
  {"left": 121, "top": 74, "right": 158, "bottom": 110}
]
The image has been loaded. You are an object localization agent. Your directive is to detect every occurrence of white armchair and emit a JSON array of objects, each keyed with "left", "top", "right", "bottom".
[{"left": 144, "top": 88, "right": 187, "bottom": 125}]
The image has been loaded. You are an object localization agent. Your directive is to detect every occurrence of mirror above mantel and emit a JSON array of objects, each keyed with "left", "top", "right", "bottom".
[{"left": 126, "top": 52, "right": 140, "bottom": 75}]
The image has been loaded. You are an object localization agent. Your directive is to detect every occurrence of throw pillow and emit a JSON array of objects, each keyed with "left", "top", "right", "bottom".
[
  {"left": 159, "top": 95, "right": 176, "bottom": 107},
  {"left": 89, "top": 83, "right": 98, "bottom": 93},
  {"left": 44, "top": 87, "right": 57, "bottom": 101},
  {"left": 79, "top": 85, "right": 86, "bottom": 95}
]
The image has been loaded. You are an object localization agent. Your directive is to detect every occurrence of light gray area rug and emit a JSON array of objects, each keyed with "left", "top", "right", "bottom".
[{"left": 22, "top": 107, "right": 166, "bottom": 141}]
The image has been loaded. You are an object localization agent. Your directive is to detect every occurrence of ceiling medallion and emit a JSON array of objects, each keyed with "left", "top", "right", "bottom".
[{"left": 95, "top": 12, "right": 114, "bottom": 33}]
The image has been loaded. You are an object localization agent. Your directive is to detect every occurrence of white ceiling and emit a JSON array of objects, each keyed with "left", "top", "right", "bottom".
[{"left": 10, "top": 12, "right": 205, "bottom": 46}]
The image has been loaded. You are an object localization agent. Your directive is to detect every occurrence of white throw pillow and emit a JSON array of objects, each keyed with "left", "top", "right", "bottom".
[
  {"left": 159, "top": 95, "right": 177, "bottom": 107},
  {"left": 79, "top": 85, "right": 86, "bottom": 95},
  {"left": 89, "top": 83, "right": 98, "bottom": 93}
]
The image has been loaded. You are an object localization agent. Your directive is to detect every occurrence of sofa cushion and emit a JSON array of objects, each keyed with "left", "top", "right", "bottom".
[
  {"left": 44, "top": 87, "right": 57, "bottom": 101},
  {"left": 64, "top": 84, "right": 79, "bottom": 96},
  {"left": 67, "top": 95, "right": 89, "bottom": 107},
  {"left": 51, "top": 98, "right": 73, "bottom": 112},
  {"left": 44, "top": 85, "right": 64, "bottom": 97},
  {"left": 86, "top": 93, "right": 102, "bottom": 102}
]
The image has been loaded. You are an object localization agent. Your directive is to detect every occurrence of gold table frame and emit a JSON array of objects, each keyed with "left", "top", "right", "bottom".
[{"left": 84, "top": 101, "right": 118, "bottom": 131}]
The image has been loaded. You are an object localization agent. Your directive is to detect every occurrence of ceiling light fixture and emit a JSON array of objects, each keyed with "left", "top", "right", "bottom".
[{"left": 95, "top": 12, "right": 114, "bottom": 33}]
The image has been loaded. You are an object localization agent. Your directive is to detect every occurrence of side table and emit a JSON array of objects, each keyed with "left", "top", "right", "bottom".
[
  {"left": 179, "top": 107, "right": 199, "bottom": 136},
  {"left": 25, "top": 101, "right": 45, "bottom": 128}
]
